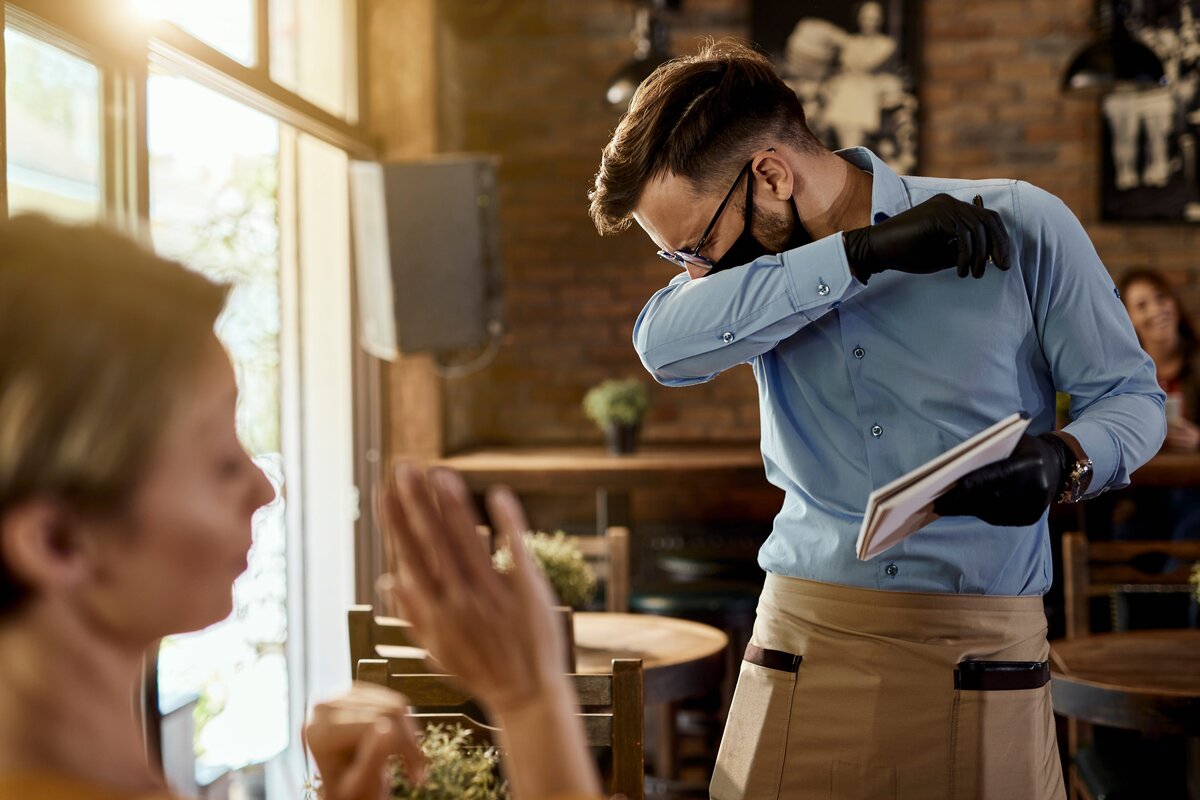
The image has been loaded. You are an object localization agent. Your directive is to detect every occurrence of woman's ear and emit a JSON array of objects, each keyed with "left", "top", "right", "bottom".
[
  {"left": 753, "top": 150, "right": 795, "bottom": 202},
  {"left": 0, "top": 500, "right": 89, "bottom": 597}
]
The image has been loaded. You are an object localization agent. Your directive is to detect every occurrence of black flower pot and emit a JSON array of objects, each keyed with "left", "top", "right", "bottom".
[{"left": 603, "top": 423, "right": 640, "bottom": 455}]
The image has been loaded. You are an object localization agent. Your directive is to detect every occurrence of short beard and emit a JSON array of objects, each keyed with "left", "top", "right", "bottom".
[{"left": 752, "top": 201, "right": 795, "bottom": 253}]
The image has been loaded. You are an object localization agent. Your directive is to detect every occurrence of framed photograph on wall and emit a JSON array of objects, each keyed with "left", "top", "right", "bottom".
[
  {"left": 750, "top": 0, "right": 921, "bottom": 175},
  {"left": 1100, "top": 1, "right": 1200, "bottom": 222}
]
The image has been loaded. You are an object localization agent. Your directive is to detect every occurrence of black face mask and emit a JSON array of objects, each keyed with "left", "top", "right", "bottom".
[{"left": 709, "top": 170, "right": 814, "bottom": 275}]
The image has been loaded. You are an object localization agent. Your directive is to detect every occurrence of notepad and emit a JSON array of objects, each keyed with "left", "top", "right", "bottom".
[{"left": 855, "top": 412, "right": 1031, "bottom": 561}]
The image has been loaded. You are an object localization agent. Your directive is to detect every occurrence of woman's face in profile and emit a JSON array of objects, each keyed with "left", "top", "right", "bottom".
[
  {"left": 1123, "top": 279, "right": 1180, "bottom": 348},
  {"left": 79, "top": 337, "right": 276, "bottom": 643}
]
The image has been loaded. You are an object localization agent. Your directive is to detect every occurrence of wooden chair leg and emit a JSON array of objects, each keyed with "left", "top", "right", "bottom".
[{"left": 653, "top": 702, "right": 678, "bottom": 780}]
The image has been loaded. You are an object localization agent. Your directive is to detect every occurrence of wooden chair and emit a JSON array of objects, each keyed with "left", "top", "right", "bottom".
[
  {"left": 1058, "top": 533, "right": 1200, "bottom": 800},
  {"left": 355, "top": 648, "right": 645, "bottom": 799},
  {"left": 349, "top": 603, "right": 577, "bottom": 674},
  {"left": 567, "top": 526, "right": 630, "bottom": 613},
  {"left": 1062, "top": 533, "right": 1200, "bottom": 639}
]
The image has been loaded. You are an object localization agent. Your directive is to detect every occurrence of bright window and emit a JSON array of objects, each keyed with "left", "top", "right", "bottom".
[
  {"left": 4, "top": 27, "right": 101, "bottom": 221},
  {"left": 148, "top": 72, "right": 291, "bottom": 784},
  {"left": 269, "top": 0, "right": 355, "bottom": 118},
  {"left": 134, "top": 0, "right": 256, "bottom": 65}
]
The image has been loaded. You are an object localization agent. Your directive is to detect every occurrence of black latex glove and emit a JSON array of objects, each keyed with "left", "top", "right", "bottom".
[
  {"left": 933, "top": 434, "right": 1071, "bottom": 527},
  {"left": 843, "top": 193, "right": 1012, "bottom": 283}
]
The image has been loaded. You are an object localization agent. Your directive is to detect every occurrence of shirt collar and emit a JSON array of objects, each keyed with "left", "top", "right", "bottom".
[{"left": 835, "top": 147, "right": 913, "bottom": 223}]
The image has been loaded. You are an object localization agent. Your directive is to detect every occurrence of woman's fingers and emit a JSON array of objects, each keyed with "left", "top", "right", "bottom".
[
  {"left": 337, "top": 716, "right": 427, "bottom": 800},
  {"left": 486, "top": 486, "right": 557, "bottom": 608},
  {"left": 485, "top": 484, "right": 529, "bottom": 543},
  {"left": 378, "top": 467, "right": 441, "bottom": 598},
  {"left": 430, "top": 470, "right": 502, "bottom": 600}
]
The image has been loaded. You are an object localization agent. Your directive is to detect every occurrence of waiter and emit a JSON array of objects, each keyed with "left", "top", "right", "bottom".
[{"left": 587, "top": 42, "right": 1165, "bottom": 799}]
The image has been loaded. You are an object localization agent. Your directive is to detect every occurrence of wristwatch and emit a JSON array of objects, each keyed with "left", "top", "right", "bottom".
[{"left": 1044, "top": 431, "right": 1093, "bottom": 504}]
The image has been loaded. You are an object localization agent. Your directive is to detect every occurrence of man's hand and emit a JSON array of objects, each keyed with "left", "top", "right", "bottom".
[
  {"left": 933, "top": 434, "right": 1063, "bottom": 526},
  {"left": 843, "top": 193, "right": 1011, "bottom": 283},
  {"left": 303, "top": 685, "right": 426, "bottom": 800}
]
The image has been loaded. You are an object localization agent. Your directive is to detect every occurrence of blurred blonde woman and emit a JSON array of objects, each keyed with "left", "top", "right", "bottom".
[{"left": 0, "top": 216, "right": 601, "bottom": 800}]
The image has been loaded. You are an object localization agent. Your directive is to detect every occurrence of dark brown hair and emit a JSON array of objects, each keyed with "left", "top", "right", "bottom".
[
  {"left": 1118, "top": 267, "right": 1197, "bottom": 354},
  {"left": 588, "top": 39, "right": 823, "bottom": 235},
  {"left": 0, "top": 215, "right": 228, "bottom": 614}
]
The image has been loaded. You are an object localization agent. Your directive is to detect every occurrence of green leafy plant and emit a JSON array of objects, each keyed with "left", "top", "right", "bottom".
[
  {"left": 390, "top": 725, "right": 507, "bottom": 800},
  {"left": 583, "top": 378, "right": 649, "bottom": 429},
  {"left": 305, "top": 724, "right": 507, "bottom": 800},
  {"left": 493, "top": 531, "right": 597, "bottom": 609}
]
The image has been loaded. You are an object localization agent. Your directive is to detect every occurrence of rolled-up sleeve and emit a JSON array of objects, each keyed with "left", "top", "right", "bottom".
[
  {"left": 633, "top": 232, "right": 865, "bottom": 385},
  {"left": 1016, "top": 182, "right": 1166, "bottom": 495}
]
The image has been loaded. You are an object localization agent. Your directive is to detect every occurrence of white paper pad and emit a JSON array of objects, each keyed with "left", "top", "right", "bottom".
[{"left": 855, "top": 413, "right": 1031, "bottom": 561}]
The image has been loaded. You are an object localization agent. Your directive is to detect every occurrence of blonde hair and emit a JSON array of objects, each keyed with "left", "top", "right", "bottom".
[{"left": 0, "top": 215, "right": 228, "bottom": 610}]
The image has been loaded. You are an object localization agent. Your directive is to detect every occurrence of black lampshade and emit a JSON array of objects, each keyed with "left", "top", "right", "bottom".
[
  {"left": 606, "top": 7, "right": 672, "bottom": 109},
  {"left": 1062, "top": 0, "right": 1166, "bottom": 93}
]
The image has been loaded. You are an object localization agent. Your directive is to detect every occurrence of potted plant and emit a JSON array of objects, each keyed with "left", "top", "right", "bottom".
[
  {"left": 583, "top": 377, "right": 649, "bottom": 455},
  {"left": 493, "top": 531, "right": 597, "bottom": 609},
  {"left": 306, "top": 724, "right": 508, "bottom": 800}
]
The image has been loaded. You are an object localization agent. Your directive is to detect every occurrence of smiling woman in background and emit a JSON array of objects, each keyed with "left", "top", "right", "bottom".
[
  {"left": 1117, "top": 268, "right": 1200, "bottom": 542},
  {"left": 1120, "top": 268, "right": 1200, "bottom": 450},
  {"left": 0, "top": 215, "right": 601, "bottom": 800}
]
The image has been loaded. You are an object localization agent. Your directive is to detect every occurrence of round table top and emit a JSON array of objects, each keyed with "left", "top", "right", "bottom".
[
  {"left": 1050, "top": 629, "right": 1200, "bottom": 736},
  {"left": 573, "top": 611, "right": 729, "bottom": 705}
]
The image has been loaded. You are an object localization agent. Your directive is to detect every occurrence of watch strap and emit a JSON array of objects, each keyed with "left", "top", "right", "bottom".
[{"left": 1043, "top": 431, "right": 1093, "bottom": 502}]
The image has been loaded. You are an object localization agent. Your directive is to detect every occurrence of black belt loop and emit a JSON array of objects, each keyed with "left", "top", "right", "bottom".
[
  {"left": 954, "top": 660, "right": 1050, "bottom": 691},
  {"left": 744, "top": 643, "right": 802, "bottom": 673}
]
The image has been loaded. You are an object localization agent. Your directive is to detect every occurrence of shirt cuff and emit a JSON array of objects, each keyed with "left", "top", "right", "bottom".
[
  {"left": 780, "top": 231, "right": 866, "bottom": 316},
  {"left": 1061, "top": 418, "right": 1121, "bottom": 495}
]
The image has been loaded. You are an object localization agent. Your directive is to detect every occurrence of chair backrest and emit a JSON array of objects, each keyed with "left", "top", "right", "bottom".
[
  {"left": 349, "top": 604, "right": 578, "bottom": 679},
  {"left": 1062, "top": 533, "right": 1200, "bottom": 638},
  {"left": 566, "top": 526, "right": 630, "bottom": 613},
  {"left": 356, "top": 657, "right": 645, "bottom": 800}
]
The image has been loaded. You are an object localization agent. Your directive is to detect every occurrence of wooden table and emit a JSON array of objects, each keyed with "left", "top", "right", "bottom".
[
  {"left": 434, "top": 444, "right": 770, "bottom": 535},
  {"left": 574, "top": 611, "right": 729, "bottom": 780},
  {"left": 573, "top": 611, "right": 728, "bottom": 703},
  {"left": 1051, "top": 630, "right": 1200, "bottom": 798},
  {"left": 1131, "top": 452, "right": 1200, "bottom": 487}
]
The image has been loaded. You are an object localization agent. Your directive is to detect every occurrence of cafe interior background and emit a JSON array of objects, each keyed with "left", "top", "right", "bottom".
[{"left": 2, "top": 0, "right": 1199, "bottom": 798}]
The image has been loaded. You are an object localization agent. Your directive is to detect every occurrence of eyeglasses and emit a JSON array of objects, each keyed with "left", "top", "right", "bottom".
[{"left": 656, "top": 158, "right": 754, "bottom": 273}]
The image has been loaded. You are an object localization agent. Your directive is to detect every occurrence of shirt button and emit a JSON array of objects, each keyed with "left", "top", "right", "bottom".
[
  {"left": 853, "top": 347, "right": 866, "bottom": 359},
  {"left": 885, "top": 562, "right": 899, "bottom": 577},
  {"left": 817, "top": 283, "right": 830, "bottom": 296},
  {"left": 871, "top": 424, "right": 883, "bottom": 438},
  {"left": 721, "top": 331, "right": 734, "bottom": 343}
]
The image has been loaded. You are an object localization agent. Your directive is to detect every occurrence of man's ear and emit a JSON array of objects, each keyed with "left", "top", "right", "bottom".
[
  {"left": 0, "top": 500, "right": 89, "bottom": 596},
  {"left": 753, "top": 151, "right": 795, "bottom": 202}
]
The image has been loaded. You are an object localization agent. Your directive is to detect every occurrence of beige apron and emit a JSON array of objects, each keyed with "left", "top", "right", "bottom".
[{"left": 710, "top": 574, "right": 1064, "bottom": 800}]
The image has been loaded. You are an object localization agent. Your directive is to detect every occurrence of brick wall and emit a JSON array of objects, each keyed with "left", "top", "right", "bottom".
[
  {"left": 434, "top": 0, "right": 757, "bottom": 452},
  {"left": 391, "top": 0, "right": 1200, "bottom": 460}
]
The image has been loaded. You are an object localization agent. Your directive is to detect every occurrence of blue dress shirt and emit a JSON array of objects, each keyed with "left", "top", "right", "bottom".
[{"left": 633, "top": 148, "right": 1166, "bottom": 595}]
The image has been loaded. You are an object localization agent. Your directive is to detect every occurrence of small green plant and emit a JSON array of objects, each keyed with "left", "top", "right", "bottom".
[
  {"left": 493, "top": 531, "right": 597, "bottom": 609},
  {"left": 305, "top": 724, "right": 507, "bottom": 800},
  {"left": 583, "top": 378, "right": 649, "bottom": 428},
  {"left": 390, "top": 725, "right": 507, "bottom": 800}
]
